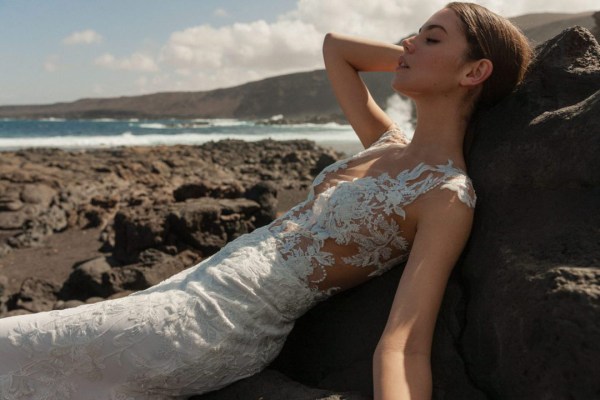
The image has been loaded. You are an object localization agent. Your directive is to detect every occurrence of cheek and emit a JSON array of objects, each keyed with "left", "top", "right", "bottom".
[{"left": 430, "top": 53, "right": 462, "bottom": 72}]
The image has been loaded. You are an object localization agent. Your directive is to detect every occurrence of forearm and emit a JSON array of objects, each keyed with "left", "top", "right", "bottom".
[
  {"left": 322, "top": 32, "right": 403, "bottom": 73},
  {"left": 373, "top": 347, "right": 432, "bottom": 400}
]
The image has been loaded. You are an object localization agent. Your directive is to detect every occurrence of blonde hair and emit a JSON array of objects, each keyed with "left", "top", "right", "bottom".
[{"left": 446, "top": 2, "right": 532, "bottom": 109}]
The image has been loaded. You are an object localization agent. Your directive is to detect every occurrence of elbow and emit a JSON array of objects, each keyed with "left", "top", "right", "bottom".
[
  {"left": 322, "top": 32, "right": 332, "bottom": 55},
  {"left": 375, "top": 332, "right": 432, "bottom": 359},
  {"left": 374, "top": 342, "right": 431, "bottom": 360},
  {"left": 322, "top": 32, "right": 339, "bottom": 56}
]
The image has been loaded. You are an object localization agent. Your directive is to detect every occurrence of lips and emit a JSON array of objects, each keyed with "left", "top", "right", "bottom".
[{"left": 397, "top": 57, "right": 410, "bottom": 69}]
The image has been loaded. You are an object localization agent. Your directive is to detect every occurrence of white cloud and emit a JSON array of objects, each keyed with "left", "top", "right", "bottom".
[
  {"left": 44, "top": 54, "right": 60, "bottom": 72},
  {"left": 471, "top": 0, "right": 597, "bottom": 17},
  {"left": 158, "top": 0, "right": 456, "bottom": 91},
  {"left": 288, "top": 0, "right": 447, "bottom": 41},
  {"left": 95, "top": 53, "right": 159, "bottom": 72},
  {"left": 161, "top": 18, "right": 323, "bottom": 89},
  {"left": 136, "top": 0, "right": 600, "bottom": 93},
  {"left": 63, "top": 29, "right": 103, "bottom": 45}
]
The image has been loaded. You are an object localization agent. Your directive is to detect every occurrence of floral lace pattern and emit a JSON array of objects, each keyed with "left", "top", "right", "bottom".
[
  {"left": 0, "top": 127, "right": 475, "bottom": 399},
  {"left": 269, "top": 127, "right": 476, "bottom": 293}
]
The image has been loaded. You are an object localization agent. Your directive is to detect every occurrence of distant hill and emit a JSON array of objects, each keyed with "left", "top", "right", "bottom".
[
  {"left": 0, "top": 71, "right": 394, "bottom": 121},
  {"left": 0, "top": 10, "right": 597, "bottom": 121},
  {"left": 510, "top": 11, "right": 596, "bottom": 44}
]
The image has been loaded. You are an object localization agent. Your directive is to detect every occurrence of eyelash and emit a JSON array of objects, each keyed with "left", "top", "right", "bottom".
[{"left": 425, "top": 38, "right": 440, "bottom": 44}]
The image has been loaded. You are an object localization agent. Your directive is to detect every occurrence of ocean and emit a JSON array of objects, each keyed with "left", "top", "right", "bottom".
[
  {"left": 0, "top": 117, "right": 353, "bottom": 146},
  {"left": 0, "top": 97, "right": 415, "bottom": 155},
  {"left": 0, "top": 118, "right": 368, "bottom": 154}
]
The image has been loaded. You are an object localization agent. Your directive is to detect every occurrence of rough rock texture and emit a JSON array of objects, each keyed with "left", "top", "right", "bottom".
[
  {"left": 112, "top": 197, "right": 262, "bottom": 263},
  {"left": 190, "top": 369, "right": 370, "bottom": 400},
  {"left": 0, "top": 140, "right": 339, "bottom": 315},
  {"left": 0, "top": 140, "right": 338, "bottom": 261},
  {"left": 197, "top": 27, "right": 600, "bottom": 400},
  {"left": 460, "top": 26, "right": 600, "bottom": 399}
]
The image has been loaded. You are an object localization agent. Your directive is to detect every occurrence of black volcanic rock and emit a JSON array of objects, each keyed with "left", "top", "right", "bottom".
[
  {"left": 0, "top": 140, "right": 340, "bottom": 316},
  {"left": 460, "top": 26, "right": 600, "bottom": 399},
  {"left": 0, "top": 140, "right": 338, "bottom": 260},
  {"left": 190, "top": 369, "right": 370, "bottom": 400}
]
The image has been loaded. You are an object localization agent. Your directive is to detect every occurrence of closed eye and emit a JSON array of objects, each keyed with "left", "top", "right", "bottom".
[{"left": 426, "top": 38, "right": 440, "bottom": 44}]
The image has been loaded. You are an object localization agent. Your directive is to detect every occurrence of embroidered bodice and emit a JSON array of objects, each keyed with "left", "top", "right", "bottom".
[{"left": 268, "top": 127, "right": 476, "bottom": 295}]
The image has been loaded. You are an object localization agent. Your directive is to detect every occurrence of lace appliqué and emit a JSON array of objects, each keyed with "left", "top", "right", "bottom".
[{"left": 269, "top": 127, "right": 476, "bottom": 295}]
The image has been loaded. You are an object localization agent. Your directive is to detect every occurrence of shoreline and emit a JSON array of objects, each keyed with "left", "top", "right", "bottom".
[{"left": 0, "top": 138, "right": 365, "bottom": 158}]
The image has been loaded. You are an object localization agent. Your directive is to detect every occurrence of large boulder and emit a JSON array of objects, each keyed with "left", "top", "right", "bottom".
[
  {"left": 191, "top": 369, "right": 370, "bottom": 400},
  {"left": 459, "top": 26, "right": 600, "bottom": 399},
  {"left": 12, "top": 277, "right": 61, "bottom": 313},
  {"left": 167, "top": 198, "right": 262, "bottom": 255},
  {"left": 198, "top": 27, "right": 600, "bottom": 400},
  {"left": 59, "top": 250, "right": 201, "bottom": 301}
]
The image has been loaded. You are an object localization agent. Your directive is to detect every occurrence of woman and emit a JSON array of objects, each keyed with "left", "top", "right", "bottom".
[
  {"left": 323, "top": 3, "right": 530, "bottom": 398},
  {"left": 0, "top": 3, "right": 531, "bottom": 399}
]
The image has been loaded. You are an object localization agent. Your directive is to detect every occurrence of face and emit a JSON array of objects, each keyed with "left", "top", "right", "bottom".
[{"left": 392, "top": 8, "right": 472, "bottom": 100}]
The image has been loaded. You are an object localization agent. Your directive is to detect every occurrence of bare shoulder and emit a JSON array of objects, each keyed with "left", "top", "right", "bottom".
[
  {"left": 416, "top": 183, "right": 475, "bottom": 238},
  {"left": 367, "top": 125, "right": 411, "bottom": 150}
]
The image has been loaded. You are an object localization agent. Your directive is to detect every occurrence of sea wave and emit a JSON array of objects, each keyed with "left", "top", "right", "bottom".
[
  {"left": 134, "top": 119, "right": 254, "bottom": 130},
  {"left": 0, "top": 129, "right": 359, "bottom": 151},
  {"left": 38, "top": 117, "right": 66, "bottom": 122},
  {"left": 206, "top": 119, "right": 253, "bottom": 127},
  {"left": 137, "top": 122, "right": 168, "bottom": 129}
]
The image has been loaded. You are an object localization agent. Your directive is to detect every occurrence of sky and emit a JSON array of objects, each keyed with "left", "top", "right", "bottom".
[{"left": 1, "top": 0, "right": 597, "bottom": 105}]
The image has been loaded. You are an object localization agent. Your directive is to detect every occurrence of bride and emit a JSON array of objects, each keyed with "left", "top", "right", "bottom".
[{"left": 0, "top": 3, "right": 531, "bottom": 399}]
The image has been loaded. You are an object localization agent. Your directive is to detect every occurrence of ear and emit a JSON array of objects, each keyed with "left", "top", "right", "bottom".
[{"left": 460, "top": 58, "right": 493, "bottom": 87}]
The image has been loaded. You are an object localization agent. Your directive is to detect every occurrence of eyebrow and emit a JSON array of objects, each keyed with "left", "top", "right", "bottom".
[{"left": 418, "top": 24, "right": 448, "bottom": 34}]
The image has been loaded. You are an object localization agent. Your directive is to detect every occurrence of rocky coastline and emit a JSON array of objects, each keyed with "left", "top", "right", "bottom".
[{"left": 0, "top": 140, "right": 341, "bottom": 317}]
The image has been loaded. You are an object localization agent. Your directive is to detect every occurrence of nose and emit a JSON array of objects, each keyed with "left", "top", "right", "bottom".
[{"left": 401, "top": 36, "right": 415, "bottom": 53}]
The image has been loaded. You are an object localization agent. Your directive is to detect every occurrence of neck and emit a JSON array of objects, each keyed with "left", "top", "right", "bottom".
[{"left": 404, "top": 95, "right": 471, "bottom": 163}]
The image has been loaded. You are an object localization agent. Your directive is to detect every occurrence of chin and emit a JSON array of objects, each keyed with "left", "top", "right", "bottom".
[
  {"left": 392, "top": 75, "right": 415, "bottom": 95},
  {"left": 391, "top": 79, "right": 415, "bottom": 99}
]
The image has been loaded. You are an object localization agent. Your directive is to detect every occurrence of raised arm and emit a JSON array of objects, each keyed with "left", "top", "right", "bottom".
[
  {"left": 322, "top": 33, "right": 403, "bottom": 148},
  {"left": 373, "top": 190, "right": 474, "bottom": 399}
]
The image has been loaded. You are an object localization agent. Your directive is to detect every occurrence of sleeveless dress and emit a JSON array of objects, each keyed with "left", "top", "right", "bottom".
[{"left": 0, "top": 128, "right": 476, "bottom": 400}]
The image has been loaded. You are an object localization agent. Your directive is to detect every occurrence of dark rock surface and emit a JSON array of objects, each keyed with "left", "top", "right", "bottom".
[
  {"left": 460, "top": 26, "right": 600, "bottom": 399},
  {"left": 190, "top": 369, "right": 370, "bottom": 400},
  {"left": 0, "top": 140, "right": 339, "bottom": 314},
  {"left": 196, "top": 27, "right": 600, "bottom": 400},
  {"left": 13, "top": 277, "right": 61, "bottom": 313}
]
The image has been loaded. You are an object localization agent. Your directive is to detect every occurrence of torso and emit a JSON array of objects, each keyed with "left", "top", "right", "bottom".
[{"left": 267, "top": 127, "right": 476, "bottom": 295}]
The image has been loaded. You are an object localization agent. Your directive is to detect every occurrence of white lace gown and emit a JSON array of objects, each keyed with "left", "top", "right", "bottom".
[{"left": 0, "top": 128, "right": 476, "bottom": 399}]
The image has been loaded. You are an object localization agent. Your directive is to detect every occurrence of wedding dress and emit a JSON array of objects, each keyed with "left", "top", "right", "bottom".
[{"left": 0, "top": 127, "right": 476, "bottom": 399}]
